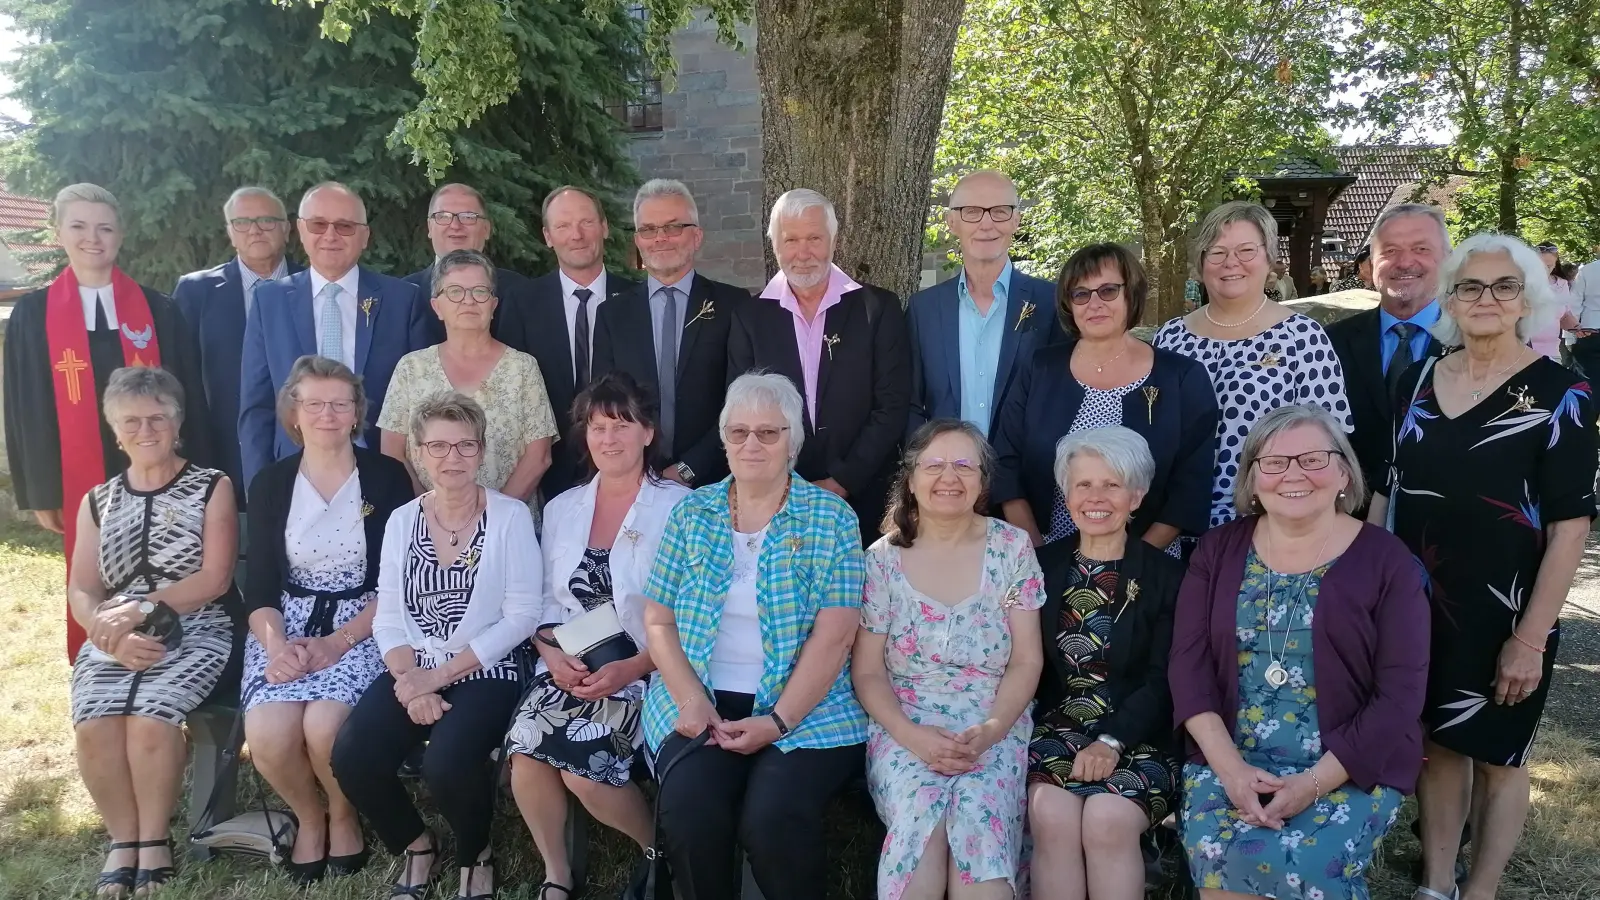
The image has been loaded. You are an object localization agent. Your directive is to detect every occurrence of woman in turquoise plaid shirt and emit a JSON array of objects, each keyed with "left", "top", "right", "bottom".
[{"left": 642, "top": 371, "right": 869, "bottom": 900}]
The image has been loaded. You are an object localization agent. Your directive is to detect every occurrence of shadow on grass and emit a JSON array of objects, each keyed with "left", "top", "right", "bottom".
[{"left": 0, "top": 518, "right": 62, "bottom": 559}]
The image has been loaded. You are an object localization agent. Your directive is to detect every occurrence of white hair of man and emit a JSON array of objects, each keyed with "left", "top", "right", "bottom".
[
  {"left": 1431, "top": 232, "right": 1560, "bottom": 348},
  {"left": 223, "top": 186, "right": 287, "bottom": 221},
  {"left": 298, "top": 181, "right": 367, "bottom": 222},
  {"left": 766, "top": 188, "right": 838, "bottom": 245},
  {"left": 54, "top": 182, "right": 120, "bottom": 226},
  {"left": 1053, "top": 426, "right": 1155, "bottom": 499},
  {"left": 1368, "top": 203, "right": 1452, "bottom": 253},
  {"left": 633, "top": 179, "right": 699, "bottom": 227},
  {"left": 720, "top": 370, "right": 807, "bottom": 464}
]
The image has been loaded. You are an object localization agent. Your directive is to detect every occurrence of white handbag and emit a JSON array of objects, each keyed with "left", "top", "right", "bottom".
[{"left": 552, "top": 602, "right": 639, "bottom": 670}]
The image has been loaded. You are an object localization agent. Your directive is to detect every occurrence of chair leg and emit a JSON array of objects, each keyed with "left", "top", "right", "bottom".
[{"left": 185, "top": 708, "right": 240, "bottom": 863}]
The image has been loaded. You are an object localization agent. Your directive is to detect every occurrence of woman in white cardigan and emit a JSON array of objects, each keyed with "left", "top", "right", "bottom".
[
  {"left": 505, "top": 373, "right": 690, "bottom": 900},
  {"left": 331, "top": 393, "right": 539, "bottom": 900}
]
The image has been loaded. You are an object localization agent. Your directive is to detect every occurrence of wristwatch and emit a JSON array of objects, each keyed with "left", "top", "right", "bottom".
[
  {"left": 1096, "top": 734, "right": 1125, "bottom": 755},
  {"left": 136, "top": 599, "right": 156, "bottom": 619},
  {"left": 769, "top": 710, "right": 791, "bottom": 736},
  {"left": 673, "top": 462, "right": 696, "bottom": 485}
]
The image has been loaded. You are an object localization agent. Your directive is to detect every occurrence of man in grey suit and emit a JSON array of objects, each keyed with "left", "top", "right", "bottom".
[{"left": 906, "top": 170, "right": 1060, "bottom": 438}]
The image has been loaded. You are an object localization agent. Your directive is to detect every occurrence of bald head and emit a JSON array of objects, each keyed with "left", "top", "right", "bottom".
[{"left": 946, "top": 170, "right": 1021, "bottom": 266}]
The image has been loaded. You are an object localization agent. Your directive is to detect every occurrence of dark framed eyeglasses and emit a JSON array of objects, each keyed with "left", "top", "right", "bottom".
[
  {"left": 302, "top": 218, "right": 367, "bottom": 236},
  {"left": 421, "top": 439, "right": 483, "bottom": 458},
  {"left": 1068, "top": 283, "right": 1125, "bottom": 306},
  {"left": 1450, "top": 279, "right": 1524, "bottom": 304},
  {"left": 1252, "top": 449, "right": 1343, "bottom": 475},
  {"left": 723, "top": 425, "right": 789, "bottom": 445},
  {"left": 950, "top": 205, "right": 1016, "bottom": 223},
  {"left": 229, "top": 216, "right": 286, "bottom": 232},
  {"left": 429, "top": 211, "right": 486, "bottom": 226},
  {"left": 297, "top": 398, "right": 356, "bottom": 415},
  {"left": 636, "top": 222, "right": 698, "bottom": 240},
  {"left": 436, "top": 285, "right": 495, "bottom": 304},
  {"left": 1203, "top": 244, "right": 1262, "bottom": 265}
]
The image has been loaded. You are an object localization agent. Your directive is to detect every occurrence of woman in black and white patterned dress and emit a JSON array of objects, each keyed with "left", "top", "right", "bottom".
[
  {"left": 242, "top": 357, "right": 413, "bottom": 882},
  {"left": 331, "top": 393, "right": 539, "bottom": 900},
  {"left": 67, "top": 367, "right": 238, "bottom": 898},
  {"left": 506, "top": 373, "right": 690, "bottom": 900},
  {"left": 1153, "top": 201, "right": 1352, "bottom": 529}
]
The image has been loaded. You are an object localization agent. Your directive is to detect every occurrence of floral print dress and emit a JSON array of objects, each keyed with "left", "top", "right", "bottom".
[
  {"left": 861, "top": 519, "right": 1045, "bottom": 900},
  {"left": 1181, "top": 549, "right": 1402, "bottom": 899}
]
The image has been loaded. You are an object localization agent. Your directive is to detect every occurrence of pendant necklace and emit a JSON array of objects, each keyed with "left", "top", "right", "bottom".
[
  {"left": 431, "top": 489, "right": 482, "bottom": 547},
  {"left": 1467, "top": 347, "right": 1528, "bottom": 401},
  {"left": 1082, "top": 339, "right": 1132, "bottom": 374},
  {"left": 730, "top": 478, "right": 791, "bottom": 552},
  {"left": 1203, "top": 295, "right": 1269, "bottom": 330},
  {"left": 1261, "top": 527, "right": 1334, "bottom": 688}
]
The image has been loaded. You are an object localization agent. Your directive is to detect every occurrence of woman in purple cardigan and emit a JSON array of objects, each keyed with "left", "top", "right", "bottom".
[{"left": 1168, "top": 404, "right": 1430, "bottom": 900}]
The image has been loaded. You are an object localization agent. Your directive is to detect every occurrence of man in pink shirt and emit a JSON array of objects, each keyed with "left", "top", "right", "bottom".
[{"left": 728, "top": 188, "right": 910, "bottom": 543}]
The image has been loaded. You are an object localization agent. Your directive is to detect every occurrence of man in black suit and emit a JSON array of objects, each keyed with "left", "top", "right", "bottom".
[
  {"left": 1326, "top": 203, "right": 1450, "bottom": 503},
  {"left": 593, "top": 179, "right": 743, "bottom": 487},
  {"left": 498, "top": 185, "right": 639, "bottom": 499},
  {"left": 404, "top": 182, "right": 533, "bottom": 343},
  {"left": 172, "top": 186, "right": 302, "bottom": 500},
  {"left": 728, "top": 188, "right": 910, "bottom": 543}
]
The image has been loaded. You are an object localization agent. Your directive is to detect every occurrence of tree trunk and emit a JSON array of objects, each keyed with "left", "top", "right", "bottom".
[
  {"left": 1497, "top": 0, "right": 1524, "bottom": 233},
  {"left": 755, "top": 0, "right": 965, "bottom": 301}
]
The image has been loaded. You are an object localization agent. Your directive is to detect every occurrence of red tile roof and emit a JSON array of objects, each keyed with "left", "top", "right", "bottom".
[
  {"left": 0, "top": 185, "right": 61, "bottom": 280},
  {"left": 1325, "top": 145, "right": 1439, "bottom": 253}
]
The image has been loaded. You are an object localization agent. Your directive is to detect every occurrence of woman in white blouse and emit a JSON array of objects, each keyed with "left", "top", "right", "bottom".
[
  {"left": 505, "top": 372, "right": 690, "bottom": 900},
  {"left": 330, "top": 392, "right": 540, "bottom": 900}
]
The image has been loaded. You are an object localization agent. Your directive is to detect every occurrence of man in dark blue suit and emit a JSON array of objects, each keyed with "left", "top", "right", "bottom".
[
  {"left": 173, "top": 186, "right": 303, "bottom": 500},
  {"left": 403, "top": 182, "right": 535, "bottom": 344},
  {"left": 239, "top": 181, "right": 432, "bottom": 488},
  {"left": 906, "top": 170, "right": 1060, "bottom": 439}
]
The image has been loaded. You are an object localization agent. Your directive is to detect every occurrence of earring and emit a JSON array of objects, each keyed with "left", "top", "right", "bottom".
[{"left": 1337, "top": 489, "right": 1347, "bottom": 501}]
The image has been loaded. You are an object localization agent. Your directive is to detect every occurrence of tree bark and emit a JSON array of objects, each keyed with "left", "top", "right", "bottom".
[
  {"left": 1497, "top": 0, "right": 1524, "bottom": 233},
  {"left": 755, "top": 0, "right": 965, "bottom": 301}
]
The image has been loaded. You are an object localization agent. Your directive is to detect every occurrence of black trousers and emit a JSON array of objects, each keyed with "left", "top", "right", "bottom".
[
  {"left": 655, "top": 692, "right": 865, "bottom": 900},
  {"left": 1572, "top": 334, "right": 1600, "bottom": 380},
  {"left": 330, "top": 672, "right": 521, "bottom": 862}
]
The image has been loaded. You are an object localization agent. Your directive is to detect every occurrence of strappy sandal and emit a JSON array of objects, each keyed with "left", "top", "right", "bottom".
[
  {"left": 93, "top": 841, "right": 139, "bottom": 899},
  {"left": 1414, "top": 888, "right": 1459, "bottom": 900},
  {"left": 390, "top": 836, "right": 441, "bottom": 900},
  {"left": 460, "top": 854, "right": 496, "bottom": 900},
  {"left": 534, "top": 883, "right": 578, "bottom": 900},
  {"left": 131, "top": 839, "right": 175, "bottom": 896}
]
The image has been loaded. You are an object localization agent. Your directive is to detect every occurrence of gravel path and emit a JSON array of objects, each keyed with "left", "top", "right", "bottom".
[{"left": 1544, "top": 532, "right": 1600, "bottom": 739}]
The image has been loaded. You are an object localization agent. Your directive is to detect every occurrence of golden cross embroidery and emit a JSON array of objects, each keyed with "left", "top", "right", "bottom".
[
  {"left": 360, "top": 297, "right": 377, "bottom": 327},
  {"left": 55, "top": 348, "right": 89, "bottom": 405},
  {"left": 686, "top": 299, "right": 715, "bottom": 327},
  {"left": 1143, "top": 386, "right": 1160, "bottom": 424},
  {"left": 1507, "top": 385, "right": 1535, "bottom": 413},
  {"left": 824, "top": 333, "right": 841, "bottom": 360},
  {"left": 1014, "top": 301, "right": 1036, "bottom": 331}
]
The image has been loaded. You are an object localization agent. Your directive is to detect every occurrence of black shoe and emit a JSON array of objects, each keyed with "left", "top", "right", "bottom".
[
  {"left": 94, "top": 841, "right": 139, "bottom": 899},
  {"left": 283, "top": 825, "right": 328, "bottom": 885},
  {"left": 327, "top": 846, "right": 369, "bottom": 878},
  {"left": 534, "top": 883, "right": 578, "bottom": 900},
  {"left": 461, "top": 854, "right": 496, "bottom": 900},
  {"left": 131, "top": 839, "right": 175, "bottom": 897},
  {"left": 390, "top": 835, "right": 440, "bottom": 900}
]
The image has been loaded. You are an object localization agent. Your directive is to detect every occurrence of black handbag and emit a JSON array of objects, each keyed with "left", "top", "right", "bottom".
[{"left": 639, "top": 730, "right": 711, "bottom": 900}]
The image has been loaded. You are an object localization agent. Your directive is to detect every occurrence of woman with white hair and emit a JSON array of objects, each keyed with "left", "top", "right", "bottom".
[
  {"left": 1027, "top": 427, "right": 1185, "bottom": 900},
  {"left": 643, "top": 371, "right": 868, "bottom": 900},
  {"left": 1368, "top": 233, "right": 1596, "bottom": 900},
  {"left": 4, "top": 182, "right": 211, "bottom": 659}
]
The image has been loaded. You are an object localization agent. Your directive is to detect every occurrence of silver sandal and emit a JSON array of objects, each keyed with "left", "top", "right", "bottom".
[{"left": 1413, "top": 888, "right": 1459, "bottom": 900}]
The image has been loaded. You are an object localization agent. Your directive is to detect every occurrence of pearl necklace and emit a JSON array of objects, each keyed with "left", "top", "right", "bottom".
[{"left": 1204, "top": 295, "right": 1270, "bottom": 329}]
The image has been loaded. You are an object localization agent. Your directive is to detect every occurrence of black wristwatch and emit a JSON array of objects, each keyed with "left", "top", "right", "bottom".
[{"left": 769, "top": 710, "right": 791, "bottom": 736}]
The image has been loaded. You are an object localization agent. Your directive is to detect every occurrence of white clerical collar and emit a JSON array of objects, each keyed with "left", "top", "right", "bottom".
[{"left": 77, "top": 283, "right": 117, "bottom": 330}]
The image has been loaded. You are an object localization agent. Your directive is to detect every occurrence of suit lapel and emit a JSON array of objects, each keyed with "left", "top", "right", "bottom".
[
  {"left": 765, "top": 301, "right": 810, "bottom": 430},
  {"left": 293, "top": 271, "right": 317, "bottom": 357},
  {"left": 541, "top": 274, "right": 576, "bottom": 394},
  {"left": 938, "top": 281, "right": 961, "bottom": 408},
  {"left": 817, "top": 295, "right": 854, "bottom": 416},
  {"left": 630, "top": 284, "right": 661, "bottom": 384},
  {"left": 992, "top": 273, "right": 1028, "bottom": 412},
  {"left": 675, "top": 277, "right": 713, "bottom": 382},
  {"left": 219, "top": 259, "right": 245, "bottom": 334},
  {"left": 354, "top": 267, "right": 376, "bottom": 375},
  {"left": 1352, "top": 308, "right": 1390, "bottom": 419},
  {"left": 1104, "top": 539, "right": 1148, "bottom": 676}
]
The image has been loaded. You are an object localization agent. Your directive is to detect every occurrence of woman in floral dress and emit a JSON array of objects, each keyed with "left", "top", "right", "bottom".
[
  {"left": 853, "top": 419, "right": 1045, "bottom": 900},
  {"left": 1369, "top": 235, "right": 1595, "bottom": 900}
]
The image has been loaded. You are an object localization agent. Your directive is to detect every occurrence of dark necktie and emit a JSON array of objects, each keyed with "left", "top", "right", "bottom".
[
  {"left": 657, "top": 286, "right": 679, "bottom": 451},
  {"left": 1386, "top": 322, "right": 1418, "bottom": 400},
  {"left": 572, "top": 287, "right": 593, "bottom": 385},
  {"left": 92, "top": 293, "right": 110, "bottom": 332}
]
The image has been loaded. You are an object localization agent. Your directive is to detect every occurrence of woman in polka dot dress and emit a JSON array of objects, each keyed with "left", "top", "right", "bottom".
[{"left": 1153, "top": 201, "right": 1352, "bottom": 528}]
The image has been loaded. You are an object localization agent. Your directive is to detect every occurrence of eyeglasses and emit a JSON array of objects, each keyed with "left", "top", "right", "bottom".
[
  {"left": 1068, "top": 283, "right": 1125, "bottom": 305},
  {"left": 950, "top": 205, "right": 1016, "bottom": 223},
  {"left": 1203, "top": 244, "right": 1262, "bottom": 265},
  {"left": 1252, "top": 450, "right": 1343, "bottom": 474},
  {"left": 114, "top": 414, "right": 173, "bottom": 434},
  {"left": 1451, "top": 279, "right": 1524, "bottom": 304},
  {"left": 429, "top": 211, "right": 486, "bottom": 226},
  {"left": 229, "top": 216, "right": 286, "bottom": 232},
  {"left": 302, "top": 218, "right": 367, "bottom": 236},
  {"left": 636, "top": 223, "right": 698, "bottom": 240},
  {"left": 421, "top": 439, "right": 483, "bottom": 458},
  {"left": 1535, "top": 243, "right": 1559, "bottom": 254},
  {"left": 918, "top": 457, "right": 979, "bottom": 477},
  {"left": 723, "top": 425, "right": 789, "bottom": 445},
  {"left": 436, "top": 285, "right": 495, "bottom": 304},
  {"left": 297, "top": 398, "right": 356, "bottom": 415}
]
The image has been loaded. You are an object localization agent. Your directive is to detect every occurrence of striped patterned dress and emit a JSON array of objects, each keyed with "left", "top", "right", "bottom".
[
  {"left": 404, "top": 510, "right": 518, "bottom": 683},
  {"left": 70, "top": 463, "right": 233, "bottom": 725}
]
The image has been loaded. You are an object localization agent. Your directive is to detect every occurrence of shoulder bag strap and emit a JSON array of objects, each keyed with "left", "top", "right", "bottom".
[{"left": 641, "top": 730, "right": 712, "bottom": 898}]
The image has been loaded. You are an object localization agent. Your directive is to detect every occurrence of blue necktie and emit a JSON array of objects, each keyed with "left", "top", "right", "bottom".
[{"left": 318, "top": 282, "right": 344, "bottom": 363}]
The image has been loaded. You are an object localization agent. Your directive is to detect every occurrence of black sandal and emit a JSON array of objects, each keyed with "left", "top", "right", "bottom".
[
  {"left": 461, "top": 854, "right": 495, "bottom": 900},
  {"left": 390, "top": 835, "right": 441, "bottom": 900},
  {"left": 534, "top": 884, "right": 577, "bottom": 900},
  {"left": 94, "top": 841, "right": 139, "bottom": 899},
  {"left": 131, "top": 839, "right": 174, "bottom": 896}
]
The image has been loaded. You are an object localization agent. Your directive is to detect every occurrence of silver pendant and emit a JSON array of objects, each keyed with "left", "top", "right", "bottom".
[{"left": 1265, "top": 661, "right": 1289, "bottom": 688}]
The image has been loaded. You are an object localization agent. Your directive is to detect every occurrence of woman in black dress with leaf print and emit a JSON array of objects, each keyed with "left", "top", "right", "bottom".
[{"left": 1370, "top": 234, "right": 1595, "bottom": 900}]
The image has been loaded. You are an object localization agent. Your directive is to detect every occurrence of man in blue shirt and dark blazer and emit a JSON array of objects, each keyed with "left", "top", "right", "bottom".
[
  {"left": 906, "top": 170, "right": 1060, "bottom": 440},
  {"left": 403, "top": 181, "right": 535, "bottom": 344},
  {"left": 239, "top": 181, "right": 432, "bottom": 488},
  {"left": 173, "top": 186, "right": 303, "bottom": 501}
]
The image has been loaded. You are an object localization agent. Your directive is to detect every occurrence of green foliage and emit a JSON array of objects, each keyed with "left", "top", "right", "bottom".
[
  {"left": 0, "top": 0, "right": 644, "bottom": 289},
  {"left": 940, "top": 0, "right": 1346, "bottom": 318}
]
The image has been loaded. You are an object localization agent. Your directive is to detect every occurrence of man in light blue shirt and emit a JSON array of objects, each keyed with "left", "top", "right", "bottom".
[{"left": 906, "top": 170, "right": 1058, "bottom": 439}]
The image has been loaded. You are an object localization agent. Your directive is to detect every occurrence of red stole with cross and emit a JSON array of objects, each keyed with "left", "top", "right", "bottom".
[{"left": 45, "top": 265, "right": 161, "bottom": 658}]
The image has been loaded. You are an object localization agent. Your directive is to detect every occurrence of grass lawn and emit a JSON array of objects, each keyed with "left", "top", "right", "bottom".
[{"left": 2, "top": 517, "right": 1598, "bottom": 899}]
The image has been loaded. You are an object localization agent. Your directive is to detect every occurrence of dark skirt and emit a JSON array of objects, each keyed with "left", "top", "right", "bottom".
[{"left": 504, "top": 675, "right": 643, "bottom": 785}]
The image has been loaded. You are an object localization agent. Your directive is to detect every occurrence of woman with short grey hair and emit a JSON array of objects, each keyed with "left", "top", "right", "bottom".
[
  {"left": 1369, "top": 232, "right": 1597, "bottom": 900},
  {"left": 641, "top": 371, "right": 868, "bottom": 900},
  {"left": 1154, "top": 200, "right": 1352, "bottom": 529},
  {"left": 66, "top": 366, "right": 237, "bottom": 897},
  {"left": 379, "top": 248, "right": 556, "bottom": 504},
  {"left": 1027, "top": 426, "right": 1185, "bottom": 900}
]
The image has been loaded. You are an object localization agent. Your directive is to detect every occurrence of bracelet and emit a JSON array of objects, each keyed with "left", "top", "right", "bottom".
[
  {"left": 338, "top": 628, "right": 358, "bottom": 648},
  {"left": 1512, "top": 631, "right": 1547, "bottom": 654},
  {"left": 1309, "top": 771, "right": 1322, "bottom": 798}
]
